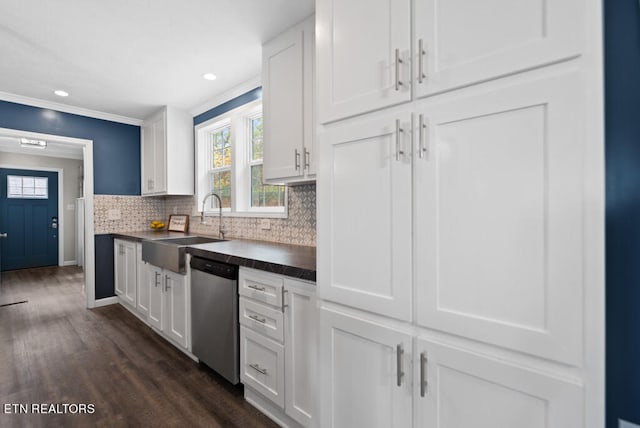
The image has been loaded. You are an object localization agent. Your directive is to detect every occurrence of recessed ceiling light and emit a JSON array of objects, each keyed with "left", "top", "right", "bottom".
[
  {"left": 54, "top": 90, "right": 69, "bottom": 97},
  {"left": 202, "top": 73, "right": 217, "bottom": 81}
]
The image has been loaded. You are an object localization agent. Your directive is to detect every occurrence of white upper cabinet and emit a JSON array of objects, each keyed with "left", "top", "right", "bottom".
[
  {"left": 141, "top": 106, "right": 194, "bottom": 196},
  {"left": 316, "top": 0, "right": 411, "bottom": 124},
  {"left": 318, "top": 110, "right": 412, "bottom": 321},
  {"left": 414, "top": 0, "right": 583, "bottom": 99},
  {"left": 414, "top": 73, "right": 585, "bottom": 365},
  {"left": 263, "top": 16, "right": 316, "bottom": 184}
]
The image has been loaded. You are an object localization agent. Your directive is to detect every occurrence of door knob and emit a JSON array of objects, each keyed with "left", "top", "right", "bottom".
[{"left": 0, "top": 233, "right": 7, "bottom": 238}]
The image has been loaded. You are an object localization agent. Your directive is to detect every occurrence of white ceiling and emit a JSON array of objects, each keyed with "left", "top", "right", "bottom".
[{"left": 0, "top": 0, "right": 314, "bottom": 121}]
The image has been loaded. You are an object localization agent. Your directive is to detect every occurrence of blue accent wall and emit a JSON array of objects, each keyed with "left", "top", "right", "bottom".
[
  {"left": 605, "top": 0, "right": 640, "bottom": 426},
  {"left": 193, "top": 87, "right": 262, "bottom": 126},
  {"left": 0, "top": 100, "right": 141, "bottom": 195}
]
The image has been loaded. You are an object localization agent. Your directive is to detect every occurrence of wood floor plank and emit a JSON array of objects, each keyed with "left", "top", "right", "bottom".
[{"left": 0, "top": 266, "right": 278, "bottom": 428}]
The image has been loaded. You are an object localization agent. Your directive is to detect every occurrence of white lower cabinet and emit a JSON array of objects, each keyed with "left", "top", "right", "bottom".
[
  {"left": 415, "top": 338, "right": 583, "bottom": 428},
  {"left": 241, "top": 326, "right": 286, "bottom": 407},
  {"left": 319, "top": 305, "right": 584, "bottom": 428},
  {"left": 144, "top": 263, "right": 189, "bottom": 349},
  {"left": 136, "top": 248, "right": 149, "bottom": 319},
  {"left": 114, "top": 239, "right": 137, "bottom": 307},
  {"left": 319, "top": 307, "right": 412, "bottom": 428},
  {"left": 239, "top": 267, "right": 317, "bottom": 427}
]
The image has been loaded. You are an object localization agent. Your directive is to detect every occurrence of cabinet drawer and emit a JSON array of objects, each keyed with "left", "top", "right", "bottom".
[
  {"left": 240, "top": 297, "right": 284, "bottom": 343},
  {"left": 239, "top": 268, "right": 284, "bottom": 308},
  {"left": 240, "top": 326, "right": 285, "bottom": 408}
]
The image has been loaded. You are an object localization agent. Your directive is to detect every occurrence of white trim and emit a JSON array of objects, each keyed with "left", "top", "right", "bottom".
[
  {"left": 0, "top": 127, "right": 96, "bottom": 310},
  {"left": 190, "top": 75, "right": 262, "bottom": 117},
  {"left": 63, "top": 260, "right": 77, "bottom": 266},
  {"left": 0, "top": 91, "right": 143, "bottom": 126},
  {"left": 0, "top": 164, "right": 65, "bottom": 267},
  {"left": 93, "top": 296, "right": 118, "bottom": 307}
]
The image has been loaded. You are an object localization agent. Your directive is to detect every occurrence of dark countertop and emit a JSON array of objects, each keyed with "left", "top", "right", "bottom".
[{"left": 111, "top": 232, "right": 316, "bottom": 282}]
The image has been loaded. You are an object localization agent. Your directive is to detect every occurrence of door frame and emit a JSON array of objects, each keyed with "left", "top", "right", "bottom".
[
  {"left": 0, "top": 166, "right": 64, "bottom": 267},
  {"left": 0, "top": 127, "right": 96, "bottom": 309}
]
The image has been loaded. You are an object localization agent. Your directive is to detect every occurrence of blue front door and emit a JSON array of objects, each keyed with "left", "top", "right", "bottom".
[{"left": 0, "top": 168, "right": 58, "bottom": 271}]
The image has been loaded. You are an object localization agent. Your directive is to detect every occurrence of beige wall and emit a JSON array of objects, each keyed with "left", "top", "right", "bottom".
[{"left": 0, "top": 153, "right": 83, "bottom": 263}]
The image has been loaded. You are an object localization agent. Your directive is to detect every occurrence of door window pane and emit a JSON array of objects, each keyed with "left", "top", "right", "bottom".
[{"left": 7, "top": 175, "right": 48, "bottom": 199}]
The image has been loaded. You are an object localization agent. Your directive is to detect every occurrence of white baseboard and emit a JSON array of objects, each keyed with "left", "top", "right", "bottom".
[
  {"left": 93, "top": 296, "right": 118, "bottom": 307},
  {"left": 62, "top": 260, "right": 78, "bottom": 266}
]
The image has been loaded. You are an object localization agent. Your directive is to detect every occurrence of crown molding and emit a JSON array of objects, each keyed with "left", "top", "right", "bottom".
[
  {"left": 0, "top": 91, "right": 143, "bottom": 126},
  {"left": 190, "top": 76, "right": 262, "bottom": 117}
]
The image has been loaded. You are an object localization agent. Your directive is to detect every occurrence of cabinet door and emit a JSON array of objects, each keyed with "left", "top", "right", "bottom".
[
  {"left": 137, "top": 258, "right": 149, "bottom": 318},
  {"left": 413, "top": 0, "right": 583, "bottom": 99},
  {"left": 318, "top": 111, "right": 412, "bottom": 321},
  {"left": 414, "top": 74, "right": 585, "bottom": 365},
  {"left": 113, "top": 241, "right": 125, "bottom": 297},
  {"left": 152, "top": 114, "right": 167, "bottom": 194},
  {"left": 164, "top": 271, "right": 188, "bottom": 349},
  {"left": 319, "top": 306, "right": 412, "bottom": 428},
  {"left": 316, "top": 0, "right": 411, "bottom": 123},
  {"left": 122, "top": 241, "right": 137, "bottom": 307},
  {"left": 284, "top": 280, "right": 316, "bottom": 426},
  {"left": 263, "top": 21, "right": 305, "bottom": 181},
  {"left": 414, "top": 338, "right": 583, "bottom": 427},
  {"left": 141, "top": 124, "right": 155, "bottom": 195},
  {"left": 147, "top": 265, "right": 163, "bottom": 330}
]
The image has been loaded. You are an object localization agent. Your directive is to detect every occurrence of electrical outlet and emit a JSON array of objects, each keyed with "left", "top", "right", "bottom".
[
  {"left": 107, "top": 209, "right": 121, "bottom": 220},
  {"left": 260, "top": 219, "right": 271, "bottom": 230},
  {"left": 173, "top": 206, "right": 178, "bottom": 214}
]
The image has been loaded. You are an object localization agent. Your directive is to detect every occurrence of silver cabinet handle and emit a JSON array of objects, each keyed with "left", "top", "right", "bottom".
[
  {"left": 395, "top": 48, "right": 403, "bottom": 91},
  {"left": 418, "top": 114, "right": 427, "bottom": 159},
  {"left": 396, "top": 343, "right": 405, "bottom": 386},
  {"left": 304, "top": 148, "right": 310, "bottom": 170},
  {"left": 420, "top": 352, "right": 428, "bottom": 397},
  {"left": 395, "top": 119, "right": 405, "bottom": 161},
  {"left": 294, "top": 148, "right": 301, "bottom": 171},
  {"left": 247, "top": 284, "right": 266, "bottom": 292},
  {"left": 165, "top": 275, "right": 171, "bottom": 291},
  {"left": 418, "top": 39, "right": 426, "bottom": 84},
  {"left": 248, "top": 314, "right": 266, "bottom": 324},
  {"left": 249, "top": 363, "right": 267, "bottom": 375},
  {"left": 154, "top": 271, "right": 160, "bottom": 288},
  {"left": 282, "top": 289, "right": 288, "bottom": 312}
]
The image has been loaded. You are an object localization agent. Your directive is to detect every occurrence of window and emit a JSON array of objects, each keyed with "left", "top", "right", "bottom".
[
  {"left": 248, "top": 114, "right": 285, "bottom": 209},
  {"left": 196, "top": 100, "right": 286, "bottom": 217},
  {"left": 7, "top": 175, "right": 48, "bottom": 199},
  {"left": 207, "top": 123, "right": 232, "bottom": 208}
]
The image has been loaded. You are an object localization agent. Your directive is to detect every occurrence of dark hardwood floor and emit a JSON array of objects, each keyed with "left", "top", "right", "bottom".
[{"left": 0, "top": 266, "right": 278, "bottom": 428}]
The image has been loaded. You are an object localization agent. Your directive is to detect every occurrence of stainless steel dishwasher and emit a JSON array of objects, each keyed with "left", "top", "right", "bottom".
[{"left": 190, "top": 256, "right": 239, "bottom": 384}]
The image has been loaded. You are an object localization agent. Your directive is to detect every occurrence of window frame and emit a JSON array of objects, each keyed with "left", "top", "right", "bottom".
[{"left": 195, "top": 99, "right": 287, "bottom": 219}]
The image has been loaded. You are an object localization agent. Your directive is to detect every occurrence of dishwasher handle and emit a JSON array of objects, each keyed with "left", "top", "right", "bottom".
[{"left": 190, "top": 256, "right": 238, "bottom": 280}]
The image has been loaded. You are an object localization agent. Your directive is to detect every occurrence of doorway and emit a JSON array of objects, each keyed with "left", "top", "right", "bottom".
[
  {"left": 0, "top": 128, "right": 95, "bottom": 309},
  {"left": 0, "top": 168, "right": 59, "bottom": 270}
]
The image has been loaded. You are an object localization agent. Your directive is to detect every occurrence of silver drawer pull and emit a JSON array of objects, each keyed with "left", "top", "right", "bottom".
[
  {"left": 247, "top": 284, "right": 266, "bottom": 292},
  {"left": 249, "top": 363, "right": 267, "bottom": 375},
  {"left": 249, "top": 314, "right": 266, "bottom": 324}
]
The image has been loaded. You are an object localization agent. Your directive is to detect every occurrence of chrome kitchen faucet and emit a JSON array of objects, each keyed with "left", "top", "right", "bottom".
[{"left": 201, "top": 192, "right": 226, "bottom": 240}]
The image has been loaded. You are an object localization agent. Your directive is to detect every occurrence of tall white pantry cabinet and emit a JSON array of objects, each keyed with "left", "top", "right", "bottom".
[{"left": 316, "top": 0, "right": 604, "bottom": 427}]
